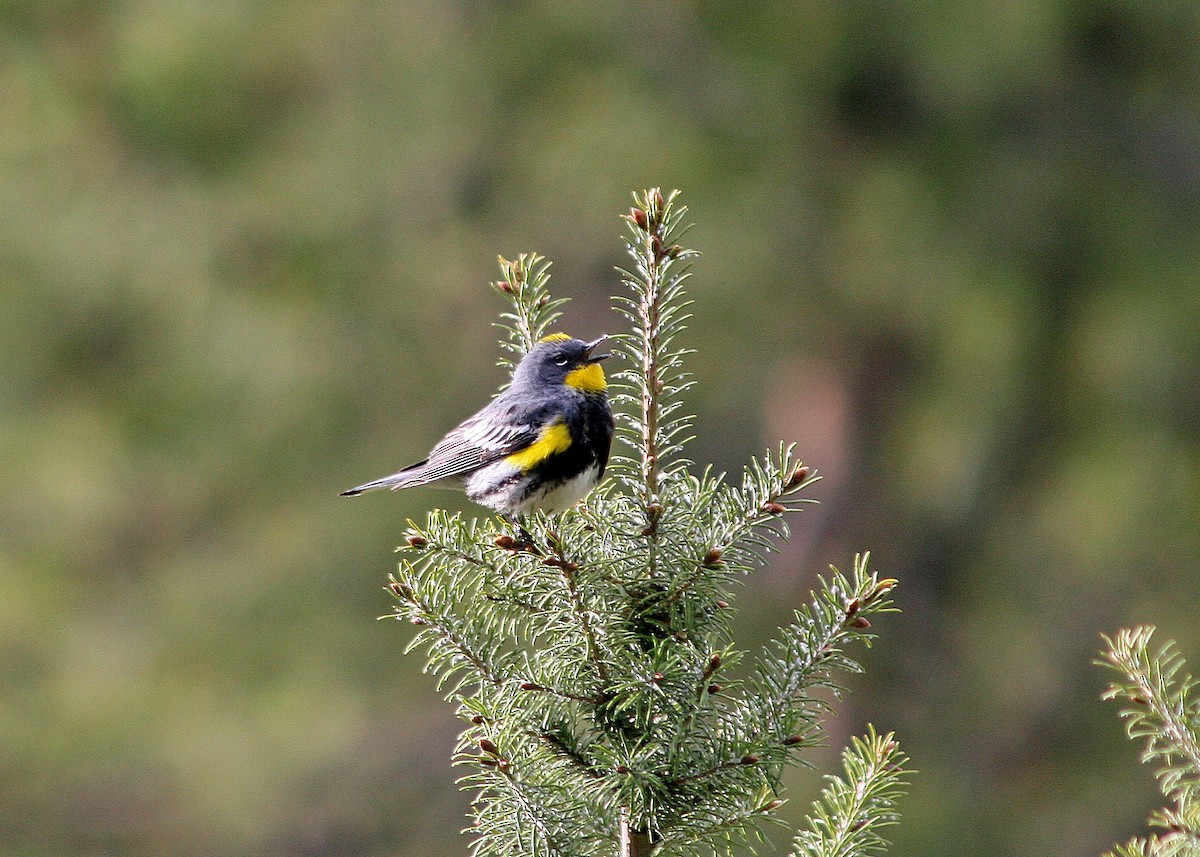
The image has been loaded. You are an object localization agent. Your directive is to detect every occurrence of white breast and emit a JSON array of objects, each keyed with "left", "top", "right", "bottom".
[{"left": 518, "top": 462, "right": 603, "bottom": 514}]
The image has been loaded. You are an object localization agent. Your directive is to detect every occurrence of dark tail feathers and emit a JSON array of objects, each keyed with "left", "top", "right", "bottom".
[{"left": 340, "top": 460, "right": 429, "bottom": 496}]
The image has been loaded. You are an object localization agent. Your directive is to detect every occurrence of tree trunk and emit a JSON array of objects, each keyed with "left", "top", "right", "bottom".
[{"left": 618, "top": 812, "right": 653, "bottom": 857}]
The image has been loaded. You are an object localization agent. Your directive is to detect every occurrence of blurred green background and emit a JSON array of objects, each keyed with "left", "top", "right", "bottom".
[{"left": 3, "top": 1, "right": 1199, "bottom": 855}]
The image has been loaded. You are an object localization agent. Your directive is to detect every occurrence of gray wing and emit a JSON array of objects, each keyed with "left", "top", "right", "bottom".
[
  {"left": 413, "top": 404, "right": 541, "bottom": 484},
  {"left": 341, "top": 397, "right": 545, "bottom": 496}
]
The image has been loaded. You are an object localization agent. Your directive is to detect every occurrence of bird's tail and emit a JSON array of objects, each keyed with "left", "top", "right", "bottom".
[{"left": 340, "top": 460, "right": 429, "bottom": 496}]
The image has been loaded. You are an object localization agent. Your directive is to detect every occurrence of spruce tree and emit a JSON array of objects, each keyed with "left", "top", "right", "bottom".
[{"left": 382, "top": 189, "right": 906, "bottom": 856}]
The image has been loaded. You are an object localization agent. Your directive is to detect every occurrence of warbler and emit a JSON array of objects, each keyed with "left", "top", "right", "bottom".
[{"left": 341, "top": 334, "right": 614, "bottom": 515}]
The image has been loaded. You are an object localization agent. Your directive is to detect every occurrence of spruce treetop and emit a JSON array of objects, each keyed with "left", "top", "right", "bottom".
[{"left": 382, "top": 189, "right": 905, "bottom": 857}]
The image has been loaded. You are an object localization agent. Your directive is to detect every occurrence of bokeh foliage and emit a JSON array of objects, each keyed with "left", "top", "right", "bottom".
[{"left": 2, "top": 2, "right": 1199, "bottom": 856}]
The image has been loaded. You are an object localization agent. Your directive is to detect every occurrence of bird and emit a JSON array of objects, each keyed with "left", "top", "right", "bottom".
[{"left": 341, "top": 334, "right": 614, "bottom": 516}]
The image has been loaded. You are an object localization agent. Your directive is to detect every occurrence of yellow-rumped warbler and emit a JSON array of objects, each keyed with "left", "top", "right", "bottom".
[{"left": 341, "top": 334, "right": 613, "bottom": 515}]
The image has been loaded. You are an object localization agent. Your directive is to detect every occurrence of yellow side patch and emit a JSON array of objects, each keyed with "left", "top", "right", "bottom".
[
  {"left": 564, "top": 362, "right": 607, "bottom": 393},
  {"left": 505, "top": 422, "right": 572, "bottom": 471},
  {"left": 539, "top": 332, "right": 572, "bottom": 343}
]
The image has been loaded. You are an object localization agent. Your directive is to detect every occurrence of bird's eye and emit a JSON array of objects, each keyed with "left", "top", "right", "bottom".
[{"left": 553, "top": 355, "right": 570, "bottom": 367}]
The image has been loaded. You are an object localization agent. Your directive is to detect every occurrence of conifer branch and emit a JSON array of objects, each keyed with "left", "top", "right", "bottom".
[
  {"left": 662, "top": 451, "right": 817, "bottom": 605},
  {"left": 558, "top": 556, "right": 611, "bottom": 686},
  {"left": 482, "top": 769, "right": 571, "bottom": 857},
  {"left": 627, "top": 190, "right": 665, "bottom": 507},
  {"left": 668, "top": 755, "right": 759, "bottom": 787},
  {"left": 738, "top": 555, "right": 897, "bottom": 747},
  {"left": 1100, "top": 627, "right": 1200, "bottom": 799},
  {"left": 653, "top": 793, "right": 786, "bottom": 856},
  {"left": 517, "top": 680, "right": 604, "bottom": 706},
  {"left": 493, "top": 253, "right": 569, "bottom": 367},
  {"left": 720, "top": 447, "right": 818, "bottom": 561},
  {"left": 402, "top": 521, "right": 506, "bottom": 576},
  {"left": 390, "top": 575, "right": 511, "bottom": 692},
  {"left": 692, "top": 650, "right": 726, "bottom": 703},
  {"left": 613, "top": 188, "right": 698, "bottom": 521},
  {"left": 1099, "top": 627, "right": 1200, "bottom": 857},
  {"left": 481, "top": 592, "right": 543, "bottom": 614},
  {"left": 791, "top": 726, "right": 908, "bottom": 857},
  {"left": 528, "top": 728, "right": 602, "bottom": 780}
]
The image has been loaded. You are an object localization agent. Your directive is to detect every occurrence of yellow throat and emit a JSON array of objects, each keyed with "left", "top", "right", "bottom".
[{"left": 565, "top": 362, "right": 606, "bottom": 394}]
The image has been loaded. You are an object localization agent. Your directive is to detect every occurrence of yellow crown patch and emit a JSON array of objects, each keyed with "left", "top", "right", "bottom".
[{"left": 539, "top": 333, "right": 572, "bottom": 343}]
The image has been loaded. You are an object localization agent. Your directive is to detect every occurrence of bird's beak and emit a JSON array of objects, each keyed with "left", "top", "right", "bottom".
[{"left": 582, "top": 335, "right": 612, "bottom": 363}]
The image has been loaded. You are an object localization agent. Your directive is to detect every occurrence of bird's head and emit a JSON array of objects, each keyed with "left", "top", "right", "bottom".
[{"left": 513, "top": 334, "right": 611, "bottom": 393}]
